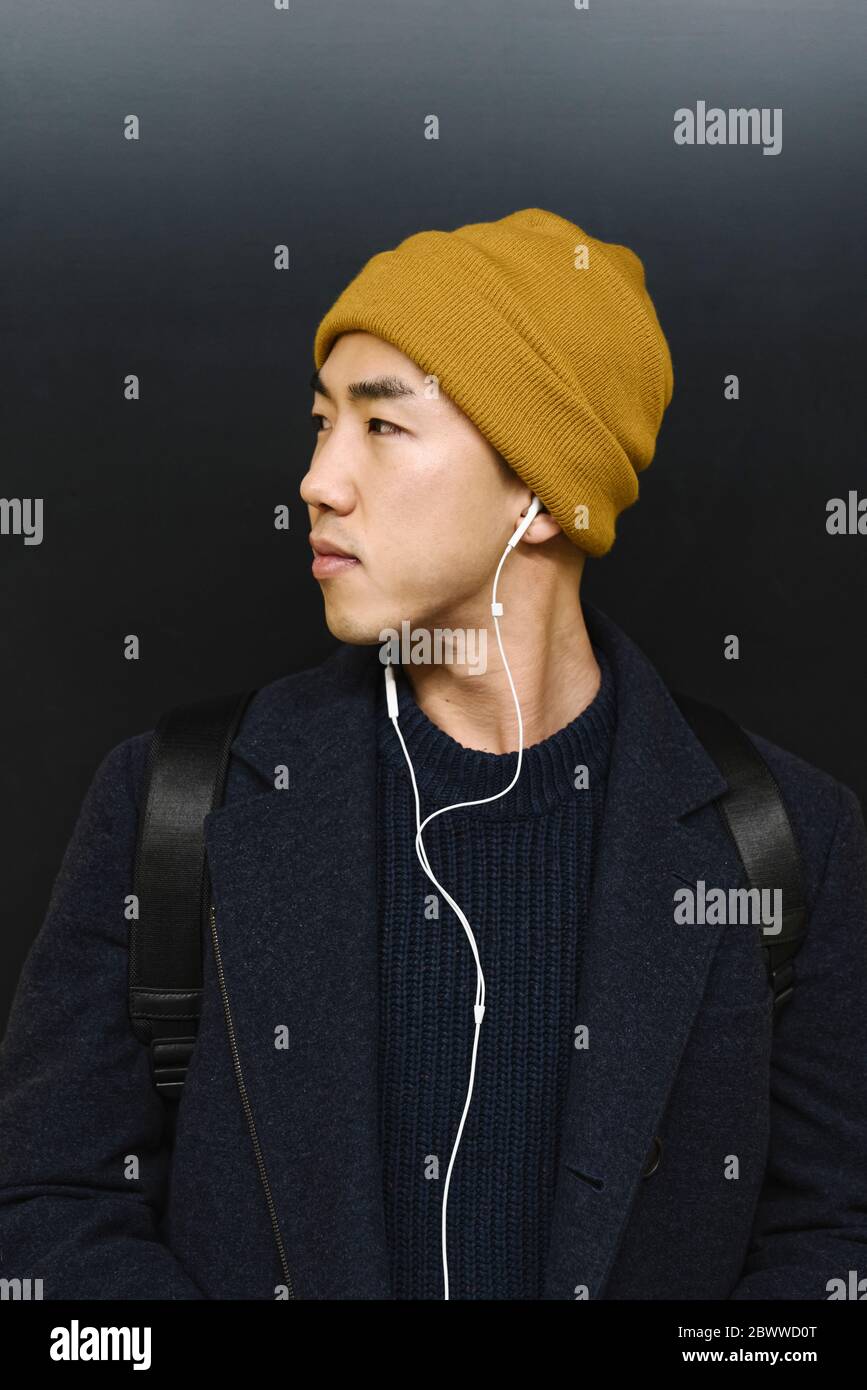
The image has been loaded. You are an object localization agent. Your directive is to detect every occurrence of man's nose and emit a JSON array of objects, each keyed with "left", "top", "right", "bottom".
[{"left": 300, "top": 432, "right": 356, "bottom": 512}]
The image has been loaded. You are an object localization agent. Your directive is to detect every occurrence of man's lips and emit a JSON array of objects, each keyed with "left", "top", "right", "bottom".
[
  {"left": 311, "top": 552, "right": 361, "bottom": 578},
  {"left": 309, "top": 535, "right": 361, "bottom": 578}
]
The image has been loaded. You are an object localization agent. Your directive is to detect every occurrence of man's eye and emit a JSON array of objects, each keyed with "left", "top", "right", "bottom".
[
  {"left": 369, "top": 418, "right": 404, "bottom": 437},
  {"left": 310, "top": 414, "right": 404, "bottom": 436}
]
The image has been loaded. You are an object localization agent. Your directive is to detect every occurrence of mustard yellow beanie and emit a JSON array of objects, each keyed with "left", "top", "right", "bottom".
[{"left": 312, "top": 207, "right": 673, "bottom": 556}]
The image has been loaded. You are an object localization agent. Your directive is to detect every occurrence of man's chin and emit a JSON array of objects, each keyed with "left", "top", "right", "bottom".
[{"left": 321, "top": 599, "right": 386, "bottom": 647}]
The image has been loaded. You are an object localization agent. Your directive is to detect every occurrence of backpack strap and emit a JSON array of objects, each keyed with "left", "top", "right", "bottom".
[
  {"left": 671, "top": 691, "right": 809, "bottom": 1016},
  {"left": 130, "top": 690, "right": 255, "bottom": 1099}
]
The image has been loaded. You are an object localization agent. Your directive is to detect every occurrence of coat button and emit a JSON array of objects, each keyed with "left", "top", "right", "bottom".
[{"left": 641, "top": 1135, "right": 663, "bottom": 1178}]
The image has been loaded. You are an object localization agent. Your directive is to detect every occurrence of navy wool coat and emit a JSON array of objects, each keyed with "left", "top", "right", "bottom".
[{"left": 1, "top": 600, "right": 866, "bottom": 1300}]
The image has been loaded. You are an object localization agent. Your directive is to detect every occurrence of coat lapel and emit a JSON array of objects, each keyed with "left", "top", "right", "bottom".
[
  {"left": 202, "top": 642, "right": 390, "bottom": 1299},
  {"left": 201, "top": 603, "right": 746, "bottom": 1300},
  {"left": 541, "top": 601, "right": 748, "bottom": 1298}
]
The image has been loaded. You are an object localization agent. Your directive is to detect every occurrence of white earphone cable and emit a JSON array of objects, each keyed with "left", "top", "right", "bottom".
[{"left": 384, "top": 495, "right": 540, "bottom": 1299}]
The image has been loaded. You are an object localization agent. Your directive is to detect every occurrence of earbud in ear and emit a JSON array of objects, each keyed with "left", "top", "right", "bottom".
[{"left": 507, "top": 494, "right": 544, "bottom": 550}]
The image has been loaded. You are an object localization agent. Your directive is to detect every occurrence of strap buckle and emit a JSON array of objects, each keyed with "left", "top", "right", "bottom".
[
  {"left": 150, "top": 1036, "right": 197, "bottom": 1100},
  {"left": 769, "top": 960, "right": 796, "bottom": 1014}
]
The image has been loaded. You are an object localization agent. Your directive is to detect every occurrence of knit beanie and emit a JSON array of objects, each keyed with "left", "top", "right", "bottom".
[{"left": 312, "top": 207, "right": 673, "bottom": 557}]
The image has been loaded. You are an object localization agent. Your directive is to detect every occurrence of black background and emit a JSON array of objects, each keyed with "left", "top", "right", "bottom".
[{"left": 2, "top": 0, "right": 865, "bottom": 1025}]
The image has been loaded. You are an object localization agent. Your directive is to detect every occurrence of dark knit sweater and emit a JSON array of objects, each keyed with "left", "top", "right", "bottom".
[{"left": 375, "top": 643, "right": 618, "bottom": 1300}]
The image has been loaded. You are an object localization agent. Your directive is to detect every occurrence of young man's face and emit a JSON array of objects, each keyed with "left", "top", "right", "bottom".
[{"left": 302, "top": 330, "right": 532, "bottom": 645}]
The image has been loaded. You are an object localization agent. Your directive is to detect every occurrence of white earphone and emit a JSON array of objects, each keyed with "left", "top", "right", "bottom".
[{"left": 383, "top": 493, "right": 543, "bottom": 1299}]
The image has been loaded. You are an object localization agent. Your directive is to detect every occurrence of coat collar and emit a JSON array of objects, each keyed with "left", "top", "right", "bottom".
[
  {"left": 203, "top": 601, "right": 741, "bottom": 1298},
  {"left": 227, "top": 600, "right": 726, "bottom": 822}
]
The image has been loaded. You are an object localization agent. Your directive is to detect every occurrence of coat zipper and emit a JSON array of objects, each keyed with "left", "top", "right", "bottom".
[{"left": 209, "top": 901, "right": 296, "bottom": 1299}]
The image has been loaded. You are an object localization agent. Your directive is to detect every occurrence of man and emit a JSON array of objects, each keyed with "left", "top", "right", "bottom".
[{"left": 1, "top": 208, "right": 865, "bottom": 1301}]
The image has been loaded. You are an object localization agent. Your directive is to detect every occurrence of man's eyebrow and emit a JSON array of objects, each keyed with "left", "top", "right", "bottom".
[{"left": 309, "top": 369, "right": 417, "bottom": 403}]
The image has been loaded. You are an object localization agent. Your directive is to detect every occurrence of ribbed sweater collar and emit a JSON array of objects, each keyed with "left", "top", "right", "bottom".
[{"left": 375, "top": 643, "right": 617, "bottom": 819}]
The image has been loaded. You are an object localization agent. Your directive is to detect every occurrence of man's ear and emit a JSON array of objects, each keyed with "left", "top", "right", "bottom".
[{"left": 522, "top": 509, "right": 562, "bottom": 544}]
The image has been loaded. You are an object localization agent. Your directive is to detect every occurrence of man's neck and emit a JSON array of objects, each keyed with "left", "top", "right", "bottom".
[{"left": 398, "top": 592, "right": 600, "bottom": 755}]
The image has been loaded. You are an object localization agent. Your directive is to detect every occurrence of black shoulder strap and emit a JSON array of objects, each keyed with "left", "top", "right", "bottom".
[
  {"left": 671, "top": 691, "right": 809, "bottom": 1017},
  {"left": 130, "top": 690, "right": 254, "bottom": 1099}
]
